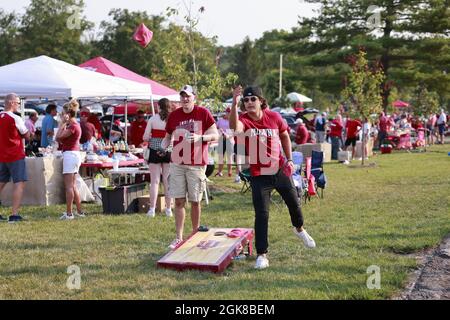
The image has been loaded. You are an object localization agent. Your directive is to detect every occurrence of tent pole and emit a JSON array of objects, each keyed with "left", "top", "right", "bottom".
[
  {"left": 20, "top": 98, "right": 25, "bottom": 119},
  {"left": 125, "top": 99, "right": 128, "bottom": 143},
  {"left": 150, "top": 94, "right": 155, "bottom": 116}
]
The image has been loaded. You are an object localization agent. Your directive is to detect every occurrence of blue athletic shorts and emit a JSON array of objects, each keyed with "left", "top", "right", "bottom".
[{"left": 0, "top": 158, "right": 28, "bottom": 183}]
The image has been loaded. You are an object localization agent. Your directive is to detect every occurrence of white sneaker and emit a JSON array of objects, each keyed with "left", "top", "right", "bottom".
[
  {"left": 146, "top": 208, "right": 156, "bottom": 218},
  {"left": 165, "top": 208, "right": 173, "bottom": 217},
  {"left": 294, "top": 228, "right": 316, "bottom": 248},
  {"left": 60, "top": 213, "right": 74, "bottom": 220},
  {"left": 254, "top": 255, "right": 269, "bottom": 269},
  {"left": 234, "top": 175, "right": 241, "bottom": 183},
  {"left": 74, "top": 211, "right": 86, "bottom": 218},
  {"left": 343, "top": 160, "right": 350, "bottom": 165},
  {"left": 168, "top": 238, "right": 183, "bottom": 250}
]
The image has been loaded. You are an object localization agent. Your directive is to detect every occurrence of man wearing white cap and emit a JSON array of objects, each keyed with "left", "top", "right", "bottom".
[{"left": 162, "top": 85, "right": 219, "bottom": 250}]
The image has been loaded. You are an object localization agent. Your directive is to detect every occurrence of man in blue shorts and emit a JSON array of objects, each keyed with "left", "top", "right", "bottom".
[{"left": 0, "top": 93, "right": 30, "bottom": 222}]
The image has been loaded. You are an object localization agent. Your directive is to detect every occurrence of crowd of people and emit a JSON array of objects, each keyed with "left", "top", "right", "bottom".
[
  {"left": 1, "top": 87, "right": 447, "bottom": 270},
  {"left": 294, "top": 109, "right": 448, "bottom": 161}
]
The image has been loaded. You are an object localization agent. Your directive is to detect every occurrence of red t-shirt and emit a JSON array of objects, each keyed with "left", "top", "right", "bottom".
[
  {"left": 59, "top": 122, "right": 81, "bottom": 152},
  {"left": 80, "top": 121, "right": 96, "bottom": 144},
  {"left": 88, "top": 115, "right": 102, "bottom": 139},
  {"left": 239, "top": 109, "right": 288, "bottom": 177},
  {"left": 130, "top": 120, "right": 147, "bottom": 147},
  {"left": 329, "top": 119, "right": 343, "bottom": 137},
  {"left": 295, "top": 125, "right": 309, "bottom": 145},
  {"left": 0, "top": 112, "right": 28, "bottom": 162},
  {"left": 166, "top": 106, "right": 215, "bottom": 166},
  {"left": 346, "top": 119, "right": 361, "bottom": 139}
]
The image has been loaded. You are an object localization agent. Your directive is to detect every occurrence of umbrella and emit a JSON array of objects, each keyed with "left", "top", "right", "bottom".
[
  {"left": 393, "top": 100, "right": 409, "bottom": 108},
  {"left": 286, "top": 92, "right": 312, "bottom": 103}
]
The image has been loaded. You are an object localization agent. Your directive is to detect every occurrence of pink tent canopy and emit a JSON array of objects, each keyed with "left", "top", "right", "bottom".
[
  {"left": 79, "top": 57, "right": 179, "bottom": 101},
  {"left": 393, "top": 100, "right": 410, "bottom": 108}
]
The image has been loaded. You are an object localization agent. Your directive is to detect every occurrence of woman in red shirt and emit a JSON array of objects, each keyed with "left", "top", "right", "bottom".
[
  {"left": 56, "top": 99, "right": 86, "bottom": 220},
  {"left": 230, "top": 86, "right": 316, "bottom": 270}
]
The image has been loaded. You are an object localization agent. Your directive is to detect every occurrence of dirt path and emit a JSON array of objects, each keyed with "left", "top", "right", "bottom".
[{"left": 395, "top": 234, "right": 450, "bottom": 300}]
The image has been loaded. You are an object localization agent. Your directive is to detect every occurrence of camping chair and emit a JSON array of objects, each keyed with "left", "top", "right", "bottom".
[
  {"left": 303, "top": 156, "right": 318, "bottom": 203},
  {"left": 239, "top": 168, "right": 252, "bottom": 194},
  {"left": 291, "top": 152, "right": 305, "bottom": 201},
  {"left": 311, "top": 150, "right": 326, "bottom": 199}
]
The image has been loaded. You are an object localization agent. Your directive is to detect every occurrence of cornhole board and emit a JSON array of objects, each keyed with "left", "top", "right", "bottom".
[{"left": 157, "top": 228, "right": 254, "bottom": 273}]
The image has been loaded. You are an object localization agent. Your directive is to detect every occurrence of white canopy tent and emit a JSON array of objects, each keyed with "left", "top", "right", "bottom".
[
  {"left": 286, "top": 92, "right": 312, "bottom": 103},
  {"left": 0, "top": 55, "right": 152, "bottom": 100},
  {"left": 0, "top": 55, "right": 154, "bottom": 141}
]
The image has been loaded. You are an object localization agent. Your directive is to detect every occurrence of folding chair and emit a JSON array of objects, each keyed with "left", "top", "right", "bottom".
[
  {"left": 239, "top": 168, "right": 252, "bottom": 194},
  {"left": 304, "top": 156, "right": 318, "bottom": 203},
  {"left": 291, "top": 152, "right": 305, "bottom": 201},
  {"left": 311, "top": 150, "right": 326, "bottom": 199}
]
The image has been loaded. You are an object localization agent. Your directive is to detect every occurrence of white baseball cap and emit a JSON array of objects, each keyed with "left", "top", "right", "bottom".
[{"left": 180, "top": 85, "right": 196, "bottom": 97}]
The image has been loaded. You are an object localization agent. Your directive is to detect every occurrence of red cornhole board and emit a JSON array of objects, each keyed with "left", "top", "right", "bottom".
[{"left": 157, "top": 228, "right": 254, "bottom": 273}]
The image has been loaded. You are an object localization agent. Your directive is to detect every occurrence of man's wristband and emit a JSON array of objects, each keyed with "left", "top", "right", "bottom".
[{"left": 287, "top": 159, "right": 293, "bottom": 163}]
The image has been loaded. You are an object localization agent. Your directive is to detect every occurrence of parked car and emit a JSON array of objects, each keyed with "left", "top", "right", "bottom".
[{"left": 26, "top": 102, "right": 63, "bottom": 115}]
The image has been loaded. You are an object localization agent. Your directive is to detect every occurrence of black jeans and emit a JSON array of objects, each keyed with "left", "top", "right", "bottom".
[{"left": 251, "top": 170, "right": 304, "bottom": 255}]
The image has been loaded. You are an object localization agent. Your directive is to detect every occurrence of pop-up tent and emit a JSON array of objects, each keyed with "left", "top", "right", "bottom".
[
  {"left": 79, "top": 57, "right": 179, "bottom": 101},
  {"left": 0, "top": 55, "right": 153, "bottom": 141},
  {"left": 0, "top": 55, "right": 152, "bottom": 100},
  {"left": 393, "top": 100, "right": 410, "bottom": 108},
  {"left": 286, "top": 92, "right": 312, "bottom": 103}
]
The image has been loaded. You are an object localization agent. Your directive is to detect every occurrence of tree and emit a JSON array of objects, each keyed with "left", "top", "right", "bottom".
[
  {"left": 288, "top": 0, "right": 450, "bottom": 109},
  {"left": 0, "top": 9, "right": 20, "bottom": 65},
  {"left": 95, "top": 9, "right": 168, "bottom": 79},
  {"left": 412, "top": 85, "right": 440, "bottom": 117},
  {"left": 19, "top": 0, "right": 93, "bottom": 64},
  {"left": 342, "top": 49, "right": 385, "bottom": 165},
  {"left": 165, "top": 2, "right": 237, "bottom": 104}
]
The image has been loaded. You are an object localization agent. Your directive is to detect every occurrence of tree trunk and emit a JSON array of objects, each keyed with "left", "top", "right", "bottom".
[{"left": 381, "top": 2, "right": 394, "bottom": 112}]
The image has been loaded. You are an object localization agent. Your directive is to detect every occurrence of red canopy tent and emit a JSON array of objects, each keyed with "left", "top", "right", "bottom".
[
  {"left": 80, "top": 57, "right": 179, "bottom": 142},
  {"left": 393, "top": 100, "right": 410, "bottom": 108},
  {"left": 79, "top": 57, "right": 179, "bottom": 101}
]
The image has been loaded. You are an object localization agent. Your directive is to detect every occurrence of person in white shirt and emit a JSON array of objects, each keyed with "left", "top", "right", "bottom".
[
  {"left": 143, "top": 98, "right": 173, "bottom": 218},
  {"left": 437, "top": 109, "right": 447, "bottom": 144}
]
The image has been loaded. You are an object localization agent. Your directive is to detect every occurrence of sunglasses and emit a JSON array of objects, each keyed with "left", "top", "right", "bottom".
[{"left": 243, "top": 96, "right": 258, "bottom": 103}]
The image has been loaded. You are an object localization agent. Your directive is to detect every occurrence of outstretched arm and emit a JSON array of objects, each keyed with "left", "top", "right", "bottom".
[{"left": 229, "top": 86, "right": 245, "bottom": 134}]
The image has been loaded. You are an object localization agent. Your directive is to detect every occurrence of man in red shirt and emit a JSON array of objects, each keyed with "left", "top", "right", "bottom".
[
  {"left": 0, "top": 93, "right": 30, "bottom": 222},
  {"left": 80, "top": 111, "right": 97, "bottom": 144},
  {"left": 87, "top": 113, "right": 102, "bottom": 140},
  {"left": 161, "top": 85, "right": 219, "bottom": 250},
  {"left": 329, "top": 115, "right": 343, "bottom": 160},
  {"left": 295, "top": 119, "right": 310, "bottom": 145},
  {"left": 130, "top": 110, "right": 147, "bottom": 147},
  {"left": 230, "top": 86, "right": 316, "bottom": 270},
  {"left": 345, "top": 117, "right": 362, "bottom": 160}
]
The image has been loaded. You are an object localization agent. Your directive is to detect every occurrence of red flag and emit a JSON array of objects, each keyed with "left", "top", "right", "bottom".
[{"left": 133, "top": 23, "right": 153, "bottom": 48}]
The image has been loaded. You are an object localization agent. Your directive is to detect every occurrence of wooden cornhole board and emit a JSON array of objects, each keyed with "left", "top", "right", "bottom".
[{"left": 157, "top": 228, "right": 254, "bottom": 273}]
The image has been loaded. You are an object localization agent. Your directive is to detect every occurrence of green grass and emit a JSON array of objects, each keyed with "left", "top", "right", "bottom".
[{"left": 0, "top": 145, "right": 449, "bottom": 299}]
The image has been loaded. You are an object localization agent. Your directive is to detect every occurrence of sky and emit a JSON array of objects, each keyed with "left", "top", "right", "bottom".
[{"left": 0, "top": 0, "right": 321, "bottom": 46}]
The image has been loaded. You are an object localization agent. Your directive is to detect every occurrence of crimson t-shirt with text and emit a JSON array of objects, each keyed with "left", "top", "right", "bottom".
[
  {"left": 239, "top": 109, "right": 288, "bottom": 177},
  {"left": 0, "top": 112, "right": 28, "bottom": 162},
  {"left": 165, "top": 106, "right": 215, "bottom": 166}
]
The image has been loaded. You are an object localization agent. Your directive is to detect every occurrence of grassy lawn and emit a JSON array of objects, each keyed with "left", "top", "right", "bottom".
[{"left": 0, "top": 145, "right": 449, "bottom": 300}]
